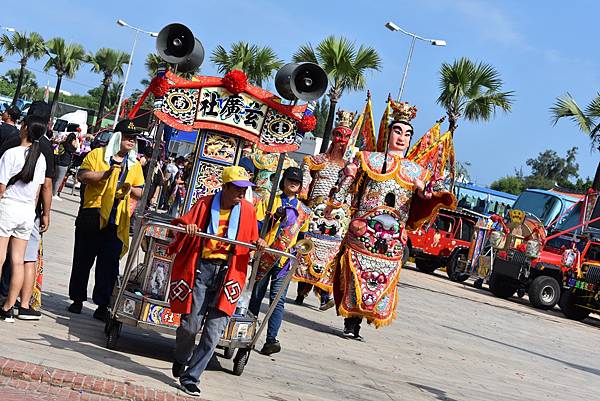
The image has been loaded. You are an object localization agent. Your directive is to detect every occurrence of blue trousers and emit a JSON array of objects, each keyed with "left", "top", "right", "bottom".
[
  {"left": 248, "top": 264, "right": 289, "bottom": 343},
  {"left": 175, "top": 260, "right": 229, "bottom": 385}
]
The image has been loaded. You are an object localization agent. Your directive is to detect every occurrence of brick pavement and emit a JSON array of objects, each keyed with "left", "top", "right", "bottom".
[{"left": 0, "top": 357, "right": 202, "bottom": 401}]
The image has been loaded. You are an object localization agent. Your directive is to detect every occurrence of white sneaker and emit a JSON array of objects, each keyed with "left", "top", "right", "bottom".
[{"left": 52, "top": 195, "right": 62, "bottom": 201}]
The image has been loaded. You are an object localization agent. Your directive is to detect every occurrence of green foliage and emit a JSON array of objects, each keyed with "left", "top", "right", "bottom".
[
  {"left": 551, "top": 92, "right": 600, "bottom": 149},
  {"left": 490, "top": 147, "right": 590, "bottom": 194},
  {"left": 87, "top": 48, "right": 129, "bottom": 85},
  {"left": 44, "top": 38, "right": 85, "bottom": 78},
  {"left": 210, "top": 42, "right": 283, "bottom": 86},
  {"left": 437, "top": 57, "right": 513, "bottom": 133},
  {"left": 1, "top": 31, "right": 46, "bottom": 102},
  {"left": 312, "top": 97, "right": 329, "bottom": 138},
  {"left": 490, "top": 176, "right": 526, "bottom": 195},
  {"left": 3, "top": 68, "right": 37, "bottom": 99},
  {"left": 0, "top": 31, "right": 46, "bottom": 63},
  {"left": 293, "top": 36, "right": 382, "bottom": 102},
  {"left": 0, "top": 78, "right": 16, "bottom": 97}
]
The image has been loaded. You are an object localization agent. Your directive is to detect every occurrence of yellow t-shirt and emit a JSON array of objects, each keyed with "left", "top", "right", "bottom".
[
  {"left": 256, "top": 196, "right": 309, "bottom": 266},
  {"left": 201, "top": 209, "right": 232, "bottom": 260},
  {"left": 80, "top": 147, "right": 145, "bottom": 209}
]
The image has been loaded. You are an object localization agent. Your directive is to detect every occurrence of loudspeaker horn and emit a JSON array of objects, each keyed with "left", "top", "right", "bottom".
[
  {"left": 275, "top": 62, "right": 328, "bottom": 101},
  {"left": 156, "top": 23, "right": 204, "bottom": 73}
]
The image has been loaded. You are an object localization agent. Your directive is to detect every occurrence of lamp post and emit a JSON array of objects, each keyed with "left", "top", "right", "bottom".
[
  {"left": 113, "top": 19, "right": 158, "bottom": 129},
  {"left": 0, "top": 26, "right": 16, "bottom": 32},
  {"left": 385, "top": 21, "right": 446, "bottom": 101}
]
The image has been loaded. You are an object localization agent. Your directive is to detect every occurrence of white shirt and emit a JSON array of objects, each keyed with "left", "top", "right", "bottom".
[{"left": 0, "top": 146, "right": 47, "bottom": 205}]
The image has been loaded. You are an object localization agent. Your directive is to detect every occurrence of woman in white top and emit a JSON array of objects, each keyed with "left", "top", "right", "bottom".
[{"left": 0, "top": 115, "right": 47, "bottom": 322}]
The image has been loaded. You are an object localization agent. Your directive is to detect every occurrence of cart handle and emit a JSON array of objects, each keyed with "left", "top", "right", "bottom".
[
  {"left": 146, "top": 221, "right": 296, "bottom": 260},
  {"left": 113, "top": 219, "right": 297, "bottom": 324}
]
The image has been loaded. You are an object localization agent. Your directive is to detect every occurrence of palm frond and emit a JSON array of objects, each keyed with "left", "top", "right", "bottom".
[
  {"left": 550, "top": 93, "right": 592, "bottom": 133},
  {"left": 292, "top": 43, "right": 318, "bottom": 64}
]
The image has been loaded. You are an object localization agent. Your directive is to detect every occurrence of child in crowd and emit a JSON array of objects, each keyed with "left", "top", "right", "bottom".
[{"left": 0, "top": 115, "right": 48, "bottom": 322}]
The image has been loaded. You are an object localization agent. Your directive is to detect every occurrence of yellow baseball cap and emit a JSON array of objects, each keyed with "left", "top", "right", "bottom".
[{"left": 222, "top": 165, "right": 255, "bottom": 188}]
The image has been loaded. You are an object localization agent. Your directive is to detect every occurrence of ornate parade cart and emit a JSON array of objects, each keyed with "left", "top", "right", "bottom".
[{"left": 104, "top": 23, "right": 328, "bottom": 375}]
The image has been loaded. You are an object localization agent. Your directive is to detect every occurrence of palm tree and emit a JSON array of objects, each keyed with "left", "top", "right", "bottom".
[
  {"left": 44, "top": 37, "right": 85, "bottom": 117},
  {"left": 0, "top": 31, "right": 46, "bottom": 105},
  {"left": 4, "top": 68, "right": 38, "bottom": 99},
  {"left": 293, "top": 36, "right": 382, "bottom": 152},
  {"left": 143, "top": 53, "right": 200, "bottom": 84},
  {"left": 550, "top": 93, "right": 600, "bottom": 149},
  {"left": 437, "top": 57, "right": 514, "bottom": 134},
  {"left": 106, "top": 82, "right": 124, "bottom": 110},
  {"left": 211, "top": 42, "right": 284, "bottom": 86},
  {"left": 87, "top": 48, "right": 129, "bottom": 129}
]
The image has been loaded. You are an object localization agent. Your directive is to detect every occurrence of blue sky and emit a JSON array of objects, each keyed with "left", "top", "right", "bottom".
[{"left": 2, "top": 0, "right": 599, "bottom": 185}]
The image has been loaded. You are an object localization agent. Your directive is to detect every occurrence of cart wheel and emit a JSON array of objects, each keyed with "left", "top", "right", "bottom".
[
  {"left": 473, "top": 278, "right": 484, "bottom": 289},
  {"left": 222, "top": 347, "right": 235, "bottom": 360},
  {"left": 106, "top": 320, "right": 121, "bottom": 350},
  {"left": 232, "top": 349, "right": 250, "bottom": 376}
]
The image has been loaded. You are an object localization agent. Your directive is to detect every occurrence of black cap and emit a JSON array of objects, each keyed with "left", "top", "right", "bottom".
[
  {"left": 114, "top": 119, "right": 138, "bottom": 137},
  {"left": 3, "top": 104, "right": 21, "bottom": 122},
  {"left": 279, "top": 166, "right": 303, "bottom": 191},
  {"left": 25, "top": 101, "right": 51, "bottom": 123}
]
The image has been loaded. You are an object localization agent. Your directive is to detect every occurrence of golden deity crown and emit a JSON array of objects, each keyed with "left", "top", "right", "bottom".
[
  {"left": 390, "top": 101, "right": 417, "bottom": 122},
  {"left": 335, "top": 109, "right": 356, "bottom": 128}
]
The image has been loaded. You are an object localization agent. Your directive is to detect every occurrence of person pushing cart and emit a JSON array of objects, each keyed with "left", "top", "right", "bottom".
[{"left": 168, "top": 165, "right": 267, "bottom": 396}]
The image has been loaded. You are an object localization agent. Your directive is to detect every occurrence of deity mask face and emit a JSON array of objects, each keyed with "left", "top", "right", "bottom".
[
  {"left": 387, "top": 121, "right": 413, "bottom": 153},
  {"left": 329, "top": 126, "right": 352, "bottom": 155}
]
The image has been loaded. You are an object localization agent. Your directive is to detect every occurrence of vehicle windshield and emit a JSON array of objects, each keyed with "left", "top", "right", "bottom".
[
  {"left": 512, "top": 192, "right": 563, "bottom": 226},
  {"left": 554, "top": 203, "right": 582, "bottom": 232}
]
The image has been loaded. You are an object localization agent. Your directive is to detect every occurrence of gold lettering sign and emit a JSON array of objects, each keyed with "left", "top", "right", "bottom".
[{"left": 196, "top": 87, "right": 269, "bottom": 136}]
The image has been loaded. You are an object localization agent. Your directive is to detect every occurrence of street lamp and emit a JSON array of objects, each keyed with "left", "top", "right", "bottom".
[
  {"left": 113, "top": 19, "right": 158, "bottom": 129},
  {"left": 385, "top": 21, "right": 446, "bottom": 101},
  {"left": 0, "top": 26, "right": 16, "bottom": 32}
]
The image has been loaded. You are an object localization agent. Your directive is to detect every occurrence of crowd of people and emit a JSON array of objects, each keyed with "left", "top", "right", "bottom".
[
  {"left": 0, "top": 103, "right": 192, "bottom": 324},
  {"left": 0, "top": 100, "right": 452, "bottom": 398}
]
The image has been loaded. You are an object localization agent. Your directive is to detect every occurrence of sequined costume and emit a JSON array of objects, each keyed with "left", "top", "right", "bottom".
[
  {"left": 293, "top": 153, "right": 351, "bottom": 294},
  {"left": 331, "top": 150, "right": 454, "bottom": 328},
  {"left": 294, "top": 111, "right": 355, "bottom": 303}
]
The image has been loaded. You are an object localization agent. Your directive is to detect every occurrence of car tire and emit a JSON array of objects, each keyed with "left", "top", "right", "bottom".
[
  {"left": 447, "top": 252, "right": 470, "bottom": 282},
  {"left": 528, "top": 276, "right": 560, "bottom": 310},
  {"left": 559, "top": 290, "right": 591, "bottom": 321},
  {"left": 415, "top": 258, "right": 438, "bottom": 274},
  {"left": 489, "top": 273, "right": 517, "bottom": 299}
]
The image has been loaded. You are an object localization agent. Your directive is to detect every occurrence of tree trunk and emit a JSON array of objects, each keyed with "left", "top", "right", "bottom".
[
  {"left": 95, "top": 82, "right": 110, "bottom": 132},
  {"left": 448, "top": 112, "right": 458, "bottom": 135},
  {"left": 319, "top": 97, "right": 338, "bottom": 153},
  {"left": 11, "top": 61, "right": 27, "bottom": 106},
  {"left": 50, "top": 74, "right": 63, "bottom": 118}
]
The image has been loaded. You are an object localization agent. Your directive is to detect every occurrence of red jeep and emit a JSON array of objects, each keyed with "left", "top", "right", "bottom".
[{"left": 407, "top": 208, "right": 478, "bottom": 281}]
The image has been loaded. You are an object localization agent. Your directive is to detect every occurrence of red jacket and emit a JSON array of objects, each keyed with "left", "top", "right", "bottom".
[{"left": 168, "top": 195, "right": 258, "bottom": 316}]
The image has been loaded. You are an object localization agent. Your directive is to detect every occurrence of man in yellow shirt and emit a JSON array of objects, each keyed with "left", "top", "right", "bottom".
[
  {"left": 249, "top": 167, "right": 311, "bottom": 355},
  {"left": 67, "top": 119, "right": 144, "bottom": 321}
]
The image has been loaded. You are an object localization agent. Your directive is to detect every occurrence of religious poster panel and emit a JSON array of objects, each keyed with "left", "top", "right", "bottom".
[{"left": 199, "top": 131, "right": 239, "bottom": 165}]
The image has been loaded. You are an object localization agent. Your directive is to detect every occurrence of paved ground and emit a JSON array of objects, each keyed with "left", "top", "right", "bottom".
[{"left": 0, "top": 192, "right": 599, "bottom": 401}]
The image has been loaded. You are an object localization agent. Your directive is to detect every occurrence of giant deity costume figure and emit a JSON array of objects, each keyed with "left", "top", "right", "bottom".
[
  {"left": 293, "top": 110, "right": 355, "bottom": 309},
  {"left": 329, "top": 102, "right": 455, "bottom": 338}
]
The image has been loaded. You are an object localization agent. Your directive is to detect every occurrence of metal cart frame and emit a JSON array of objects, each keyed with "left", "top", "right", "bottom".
[{"left": 105, "top": 219, "right": 297, "bottom": 376}]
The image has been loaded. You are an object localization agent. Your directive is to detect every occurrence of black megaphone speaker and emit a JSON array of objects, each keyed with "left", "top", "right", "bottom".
[
  {"left": 275, "top": 62, "right": 328, "bottom": 101},
  {"left": 156, "top": 23, "right": 204, "bottom": 73}
]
